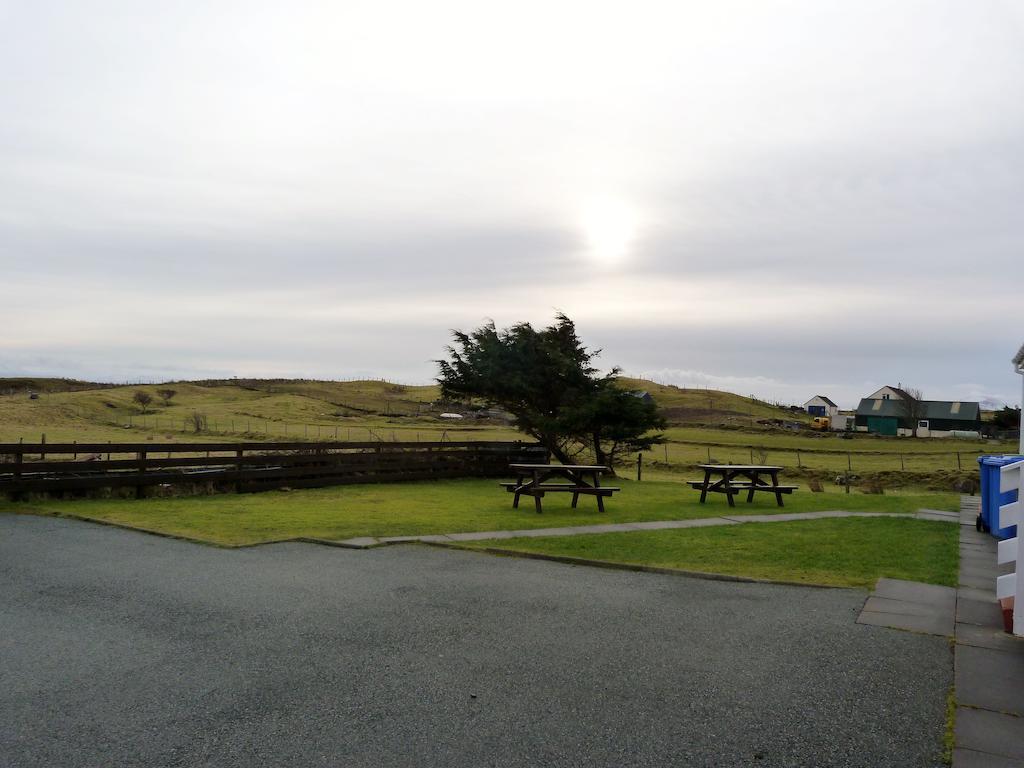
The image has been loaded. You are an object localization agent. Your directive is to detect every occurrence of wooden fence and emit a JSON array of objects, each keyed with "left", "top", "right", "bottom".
[{"left": 0, "top": 441, "right": 549, "bottom": 498}]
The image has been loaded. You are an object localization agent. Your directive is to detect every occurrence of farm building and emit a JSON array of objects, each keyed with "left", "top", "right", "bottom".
[
  {"left": 632, "top": 391, "right": 655, "bottom": 405},
  {"left": 803, "top": 395, "right": 839, "bottom": 417},
  {"left": 854, "top": 387, "right": 981, "bottom": 437}
]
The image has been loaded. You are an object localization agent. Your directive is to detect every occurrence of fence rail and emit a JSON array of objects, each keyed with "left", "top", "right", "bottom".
[{"left": 0, "top": 441, "right": 549, "bottom": 498}]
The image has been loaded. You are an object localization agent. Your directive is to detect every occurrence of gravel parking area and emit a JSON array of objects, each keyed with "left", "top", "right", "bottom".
[{"left": 1, "top": 515, "right": 951, "bottom": 767}]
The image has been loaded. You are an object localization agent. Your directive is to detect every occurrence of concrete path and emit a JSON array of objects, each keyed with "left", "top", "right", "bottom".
[
  {"left": 326, "top": 508, "right": 960, "bottom": 549},
  {"left": 1, "top": 514, "right": 952, "bottom": 768},
  {"left": 853, "top": 497, "right": 1024, "bottom": 766},
  {"left": 950, "top": 497, "right": 1024, "bottom": 768}
]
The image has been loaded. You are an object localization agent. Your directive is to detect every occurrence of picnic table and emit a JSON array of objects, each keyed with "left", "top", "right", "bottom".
[
  {"left": 687, "top": 464, "right": 798, "bottom": 507},
  {"left": 501, "top": 464, "right": 619, "bottom": 513}
]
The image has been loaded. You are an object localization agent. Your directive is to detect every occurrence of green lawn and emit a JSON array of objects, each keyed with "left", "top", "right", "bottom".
[
  {"left": 1, "top": 477, "right": 957, "bottom": 547},
  {"left": 459, "top": 516, "right": 960, "bottom": 589}
]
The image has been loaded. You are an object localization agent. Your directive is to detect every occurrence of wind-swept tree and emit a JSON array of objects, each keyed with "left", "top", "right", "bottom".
[
  {"left": 157, "top": 388, "right": 177, "bottom": 406},
  {"left": 132, "top": 390, "right": 153, "bottom": 414},
  {"left": 895, "top": 386, "right": 928, "bottom": 437},
  {"left": 437, "top": 314, "right": 665, "bottom": 468}
]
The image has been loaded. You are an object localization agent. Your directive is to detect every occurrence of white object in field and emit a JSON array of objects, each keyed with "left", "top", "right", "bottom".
[
  {"left": 438, "top": 412, "right": 464, "bottom": 420},
  {"left": 998, "top": 459, "right": 1024, "bottom": 636},
  {"left": 830, "top": 414, "right": 854, "bottom": 431},
  {"left": 950, "top": 430, "right": 981, "bottom": 439}
]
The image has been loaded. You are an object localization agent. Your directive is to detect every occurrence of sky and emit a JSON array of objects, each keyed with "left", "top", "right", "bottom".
[{"left": 1, "top": 0, "right": 1022, "bottom": 409}]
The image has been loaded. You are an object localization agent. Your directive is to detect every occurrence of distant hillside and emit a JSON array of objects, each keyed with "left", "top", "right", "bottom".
[
  {"left": 0, "top": 374, "right": 808, "bottom": 444},
  {"left": 0, "top": 378, "right": 114, "bottom": 395},
  {"left": 617, "top": 378, "right": 809, "bottom": 426}
]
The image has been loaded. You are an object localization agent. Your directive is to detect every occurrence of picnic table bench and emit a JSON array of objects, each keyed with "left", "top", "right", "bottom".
[
  {"left": 688, "top": 464, "right": 798, "bottom": 507},
  {"left": 502, "top": 464, "right": 618, "bottom": 513}
]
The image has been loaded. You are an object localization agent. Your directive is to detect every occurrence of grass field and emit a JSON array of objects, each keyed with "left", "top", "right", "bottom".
[
  {"left": 1, "top": 477, "right": 958, "bottom": 546},
  {"left": 459, "top": 516, "right": 960, "bottom": 588},
  {"left": 0, "top": 377, "right": 1013, "bottom": 482}
]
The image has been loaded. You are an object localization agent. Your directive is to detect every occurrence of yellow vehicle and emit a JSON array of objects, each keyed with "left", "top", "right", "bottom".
[{"left": 811, "top": 416, "right": 831, "bottom": 430}]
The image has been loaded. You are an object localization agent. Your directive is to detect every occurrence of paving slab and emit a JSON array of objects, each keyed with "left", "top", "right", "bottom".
[
  {"left": 863, "top": 595, "right": 954, "bottom": 618},
  {"left": 957, "top": 623, "right": 1024, "bottom": 654},
  {"left": 330, "top": 536, "right": 379, "bottom": 548},
  {"left": 857, "top": 609, "right": 954, "bottom": 637},
  {"left": 874, "top": 578, "right": 957, "bottom": 610},
  {"left": 956, "top": 708, "right": 1024, "bottom": 761},
  {"left": 918, "top": 508, "right": 961, "bottom": 519},
  {"left": 961, "top": 549, "right": 1001, "bottom": 564},
  {"left": 956, "top": 645, "right": 1024, "bottom": 716},
  {"left": 959, "top": 586, "right": 999, "bottom": 604},
  {"left": 962, "top": 573, "right": 1000, "bottom": 590},
  {"left": 953, "top": 747, "right": 1024, "bottom": 767},
  {"left": 958, "top": 599, "right": 1004, "bottom": 629},
  {"left": 626, "top": 517, "right": 735, "bottom": 530}
]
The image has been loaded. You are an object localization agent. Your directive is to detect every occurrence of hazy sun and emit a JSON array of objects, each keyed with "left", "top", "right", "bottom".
[{"left": 580, "top": 199, "right": 638, "bottom": 265}]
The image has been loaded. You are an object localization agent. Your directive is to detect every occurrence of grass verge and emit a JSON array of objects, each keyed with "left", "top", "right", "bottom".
[
  {"left": 458, "top": 516, "right": 960, "bottom": 589},
  {"left": 1, "top": 478, "right": 958, "bottom": 547}
]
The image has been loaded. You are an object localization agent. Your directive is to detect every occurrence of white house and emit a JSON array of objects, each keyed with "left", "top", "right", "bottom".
[
  {"left": 803, "top": 396, "right": 839, "bottom": 418},
  {"left": 865, "top": 386, "right": 909, "bottom": 402}
]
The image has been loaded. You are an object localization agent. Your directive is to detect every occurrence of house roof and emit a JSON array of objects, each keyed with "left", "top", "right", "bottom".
[
  {"left": 816, "top": 395, "right": 837, "bottom": 407},
  {"left": 924, "top": 401, "right": 981, "bottom": 421},
  {"left": 855, "top": 398, "right": 980, "bottom": 421}
]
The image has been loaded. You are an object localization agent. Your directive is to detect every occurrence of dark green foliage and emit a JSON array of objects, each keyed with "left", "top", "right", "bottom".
[
  {"left": 991, "top": 405, "right": 1021, "bottom": 431},
  {"left": 437, "top": 314, "right": 665, "bottom": 468}
]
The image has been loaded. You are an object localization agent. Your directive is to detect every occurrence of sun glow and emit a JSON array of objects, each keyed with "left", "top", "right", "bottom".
[{"left": 579, "top": 199, "right": 639, "bottom": 265}]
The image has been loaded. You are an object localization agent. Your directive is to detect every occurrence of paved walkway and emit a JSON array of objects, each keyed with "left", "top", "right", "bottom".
[
  {"left": 951, "top": 496, "right": 1024, "bottom": 767},
  {"left": 854, "top": 497, "right": 1024, "bottom": 767},
  {"left": 326, "top": 508, "right": 960, "bottom": 549}
]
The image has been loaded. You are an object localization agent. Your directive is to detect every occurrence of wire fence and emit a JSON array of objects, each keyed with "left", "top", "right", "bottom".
[{"left": 11, "top": 412, "right": 993, "bottom": 476}]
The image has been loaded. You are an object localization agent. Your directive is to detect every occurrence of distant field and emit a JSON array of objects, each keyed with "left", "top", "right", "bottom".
[{"left": 0, "top": 377, "right": 1014, "bottom": 484}]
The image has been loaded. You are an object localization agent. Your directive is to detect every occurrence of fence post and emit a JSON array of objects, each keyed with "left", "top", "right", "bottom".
[
  {"left": 796, "top": 449, "right": 801, "bottom": 468},
  {"left": 40, "top": 433, "right": 46, "bottom": 461},
  {"left": 637, "top": 452, "right": 643, "bottom": 482},
  {"left": 136, "top": 450, "right": 146, "bottom": 499},
  {"left": 73, "top": 440, "right": 77, "bottom": 460},
  {"left": 847, "top": 452, "right": 852, "bottom": 471},
  {"left": 900, "top": 453, "right": 905, "bottom": 471},
  {"left": 957, "top": 452, "right": 962, "bottom": 470},
  {"left": 14, "top": 439, "right": 22, "bottom": 479}
]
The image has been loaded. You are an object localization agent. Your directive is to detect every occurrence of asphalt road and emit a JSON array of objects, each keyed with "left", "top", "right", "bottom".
[{"left": 1, "top": 515, "right": 951, "bottom": 767}]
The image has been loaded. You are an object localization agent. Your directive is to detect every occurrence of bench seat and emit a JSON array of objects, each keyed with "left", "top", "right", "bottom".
[
  {"left": 500, "top": 482, "right": 620, "bottom": 494},
  {"left": 686, "top": 480, "right": 797, "bottom": 493}
]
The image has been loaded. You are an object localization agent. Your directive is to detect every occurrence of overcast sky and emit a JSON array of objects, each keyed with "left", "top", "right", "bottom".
[{"left": 1, "top": 1, "right": 1022, "bottom": 408}]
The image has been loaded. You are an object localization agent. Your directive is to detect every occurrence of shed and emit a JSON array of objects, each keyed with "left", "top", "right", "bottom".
[
  {"left": 854, "top": 397, "right": 981, "bottom": 437},
  {"left": 803, "top": 395, "right": 839, "bottom": 417}
]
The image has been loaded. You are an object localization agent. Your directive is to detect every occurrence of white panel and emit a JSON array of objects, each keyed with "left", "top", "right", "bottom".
[
  {"left": 1001, "top": 461, "right": 1023, "bottom": 493},
  {"left": 1000, "top": 500, "right": 1023, "bottom": 527},
  {"left": 998, "top": 537, "right": 1019, "bottom": 564},
  {"left": 997, "top": 573, "right": 1016, "bottom": 600}
]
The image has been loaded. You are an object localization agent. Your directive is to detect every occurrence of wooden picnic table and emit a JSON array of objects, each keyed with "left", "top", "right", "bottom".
[
  {"left": 688, "top": 464, "right": 798, "bottom": 507},
  {"left": 502, "top": 463, "right": 619, "bottom": 513}
]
